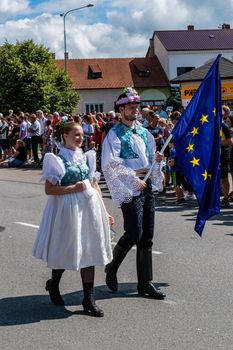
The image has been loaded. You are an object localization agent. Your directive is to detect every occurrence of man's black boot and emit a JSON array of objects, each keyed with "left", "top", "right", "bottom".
[
  {"left": 105, "top": 244, "right": 128, "bottom": 291},
  {"left": 137, "top": 248, "right": 165, "bottom": 300}
]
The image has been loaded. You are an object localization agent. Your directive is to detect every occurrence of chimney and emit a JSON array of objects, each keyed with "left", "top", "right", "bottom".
[
  {"left": 222, "top": 24, "right": 230, "bottom": 29},
  {"left": 147, "top": 38, "right": 155, "bottom": 57},
  {"left": 187, "top": 25, "right": 194, "bottom": 31}
]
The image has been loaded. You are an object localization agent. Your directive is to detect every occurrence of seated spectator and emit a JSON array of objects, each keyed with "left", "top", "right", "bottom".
[{"left": 0, "top": 139, "right": 27, "bottom": 168}]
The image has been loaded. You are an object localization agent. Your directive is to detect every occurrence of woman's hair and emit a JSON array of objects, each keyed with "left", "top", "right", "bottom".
[
  {"left": 83, "top": 114, "right": 94, "bottom": 124},
  {"left": 16, "top": 139, "right": 25, "bottom": 148},
  {"left": 46, "top": 119, "right": 52, "bottom": 126},
  {"left": 73, "top": 115, "right": 82, "bottom": 124},
  {"left": 61, "top": 122, "right": 82, "bottom": 143}
]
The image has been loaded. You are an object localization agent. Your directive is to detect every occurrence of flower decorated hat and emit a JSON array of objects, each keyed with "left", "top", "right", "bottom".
[{"left": 115, "top": 87, "right": 141, "bottom": 106}]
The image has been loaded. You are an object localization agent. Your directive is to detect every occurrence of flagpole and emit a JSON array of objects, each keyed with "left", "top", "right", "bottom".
[{"left": 143, "top": 133, "right": 173, "bottom": 181}]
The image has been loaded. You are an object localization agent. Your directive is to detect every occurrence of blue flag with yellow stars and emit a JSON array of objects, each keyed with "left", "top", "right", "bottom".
[{"left": 172, "top": 54, "right": 222, "bottom": 236}]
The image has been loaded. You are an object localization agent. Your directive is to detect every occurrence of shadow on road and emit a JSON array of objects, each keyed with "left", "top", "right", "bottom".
[{"left": 0, "top": 282, "right": 169, "bottom": 326}]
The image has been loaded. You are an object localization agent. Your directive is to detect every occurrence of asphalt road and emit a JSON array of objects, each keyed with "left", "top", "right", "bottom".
[{"left": 0, "top": 168, "right": 233, "bottom": 350}]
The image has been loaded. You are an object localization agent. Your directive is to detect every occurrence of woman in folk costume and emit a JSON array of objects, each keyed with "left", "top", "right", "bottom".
[
  {"left": 101, "top": 87, "right": 166, "bottom": 300},
  {"left": 33, "top": 122, "right": 114, "bottom": 317}
]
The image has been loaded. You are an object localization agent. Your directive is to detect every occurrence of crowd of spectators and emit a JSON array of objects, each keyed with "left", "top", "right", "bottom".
[{"left": 0, "top": 103, "right": 232, "bottom": 207}]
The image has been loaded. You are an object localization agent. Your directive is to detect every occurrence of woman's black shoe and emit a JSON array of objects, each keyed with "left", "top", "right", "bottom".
[
  {"left": 45, "top": 279, "right": 64, "bottom": 305},
  {"left": 82, "top": 299, "right": 104, "bottom": 317}
]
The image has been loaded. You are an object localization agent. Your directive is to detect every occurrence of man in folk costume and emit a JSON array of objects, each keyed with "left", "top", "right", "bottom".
[{"left": 101, "top": 87, "right": 166, "bottom": 299}]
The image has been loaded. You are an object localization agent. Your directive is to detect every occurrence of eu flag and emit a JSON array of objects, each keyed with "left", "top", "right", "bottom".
[{"left": 172, "top": 55, "right": 222, "bottom": 236}]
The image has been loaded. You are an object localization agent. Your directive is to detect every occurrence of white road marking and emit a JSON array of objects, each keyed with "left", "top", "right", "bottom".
[
  {"left": 14, "top": 222, "right": 163, "bottom": 255},
  {"left": 14, "top": 222, "right": 39, "bottom": 229}
]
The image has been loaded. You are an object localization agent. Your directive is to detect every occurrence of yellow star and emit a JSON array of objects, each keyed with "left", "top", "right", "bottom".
[
  {"left": 186, "top": 144, "right": 194, "bottom": 152},
  {"left": 191, "top": 127, "right": 199, "bottom": 136},
  {"left": 202, "top": 170, "right": 208, "bottom": 181},
  {"left": 200, "top": 114, "right": 209, "bottom": 124},
  {"left": 220, "top": 128, "right": 223, "bottom": 137},
  {"left": 213, "top": 107, "right": 216, "bottom": 116},
  {"left": 190, "top": 157, "right": 200, "bottom": 167}
]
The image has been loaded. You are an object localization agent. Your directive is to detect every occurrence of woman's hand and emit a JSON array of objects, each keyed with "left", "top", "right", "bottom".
[
  {"left": 73, "top": 181, "right": 87, "bottom": 192},
  {"left": 108, "top": 214, "right": 115, "bottom": 225}
]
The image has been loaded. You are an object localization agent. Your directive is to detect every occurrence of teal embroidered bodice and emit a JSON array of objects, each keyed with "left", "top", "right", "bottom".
[
  {"left": 113, "top": 123, "right": 149, "bottom": 159},
  {"left": 58, "top": 154, "right": 89, "bottom": 186}
]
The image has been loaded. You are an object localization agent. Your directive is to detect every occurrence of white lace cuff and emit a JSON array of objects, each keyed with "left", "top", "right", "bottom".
[
  {"left": 103, "top": 161, "right": 141, "bottom": 207},
  {"left": 150, "top": 161, "right": 164, "bottom": 192}
]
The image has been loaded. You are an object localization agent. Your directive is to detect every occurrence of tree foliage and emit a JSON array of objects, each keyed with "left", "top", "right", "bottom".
[
  {"left": 0, "top": 40, "right": 79, "bottom": 114},
  {"left": 166, "top": 86, "right": 182, "bottom": 111}
]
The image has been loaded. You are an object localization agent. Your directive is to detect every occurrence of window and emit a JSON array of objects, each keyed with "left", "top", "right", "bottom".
[
  {"left": 85, "top": 103, "right": 104, "bottom": 114},
  {"left": 134, "top": 63, "right": 150, "bottom": 77},
  {"left": 177, "top": 66, "right": 195, "bottom": 76},
  {"left": 88, "top": 65, "right": 102, "bottom": 79}
]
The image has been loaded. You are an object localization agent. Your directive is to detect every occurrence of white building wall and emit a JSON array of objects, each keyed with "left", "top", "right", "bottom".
[
  {"left": 168, "top": 50, "right": 233, "bottom": 80},
  {"left": 153, "top": 35, "right": 169, "bottom": 77},
  {"left": 76, "top": 89, "right": 122, "bottom": 114}
]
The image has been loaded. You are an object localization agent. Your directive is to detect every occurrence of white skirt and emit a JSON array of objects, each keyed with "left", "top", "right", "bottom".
[{"left": 32, "top": 190, "right": 113, "bottom": 270}]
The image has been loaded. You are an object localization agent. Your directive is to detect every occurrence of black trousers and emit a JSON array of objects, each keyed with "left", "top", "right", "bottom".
[
  {"left": 31, "top": 135, "right": 39, "bottom": 163},
  {"left": 118, "top": 179, "right": 155, "bottom": 251}
]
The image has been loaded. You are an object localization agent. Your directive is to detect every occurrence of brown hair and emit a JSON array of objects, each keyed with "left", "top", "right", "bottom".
[
  {"left": 61, "top": 122, "right": 82, "bottom": 143},
  {"left": 16, "top": 139, "right": 26, "bottom": 148}
]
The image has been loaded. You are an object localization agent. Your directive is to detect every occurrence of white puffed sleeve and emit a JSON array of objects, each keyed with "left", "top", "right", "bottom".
[
  {"left": 146, "top": 131, "right": 164, "bottom": 192},
  {"left": 85, "top": 149, "right": 101, "bottom": 181},
  {"left": 40, "top": 153, "right": 65, "bottom": 185},
  {"left": 101, "top": 129, "right": 142, "bottom": 207}
]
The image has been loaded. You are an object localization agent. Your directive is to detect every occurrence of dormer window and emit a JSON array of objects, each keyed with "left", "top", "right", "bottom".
[
  {"left": 134, "top": 63, "right": 150, "bottom": 77},
  {"left": 88, "top": 64, "right": 102, "bottom": 79}
]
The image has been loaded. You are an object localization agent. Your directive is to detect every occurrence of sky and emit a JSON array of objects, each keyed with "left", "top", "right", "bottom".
[{"left": 0, "top": 0, "right": 233, "bottom": 59}]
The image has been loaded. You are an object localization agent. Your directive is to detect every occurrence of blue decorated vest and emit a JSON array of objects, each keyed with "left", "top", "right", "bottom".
[
  {"left": 112, "top": 123, "right": 149, "bottom": 159},
  {"left": 58, "top": 154, "right": 89, "bottom": 186}
]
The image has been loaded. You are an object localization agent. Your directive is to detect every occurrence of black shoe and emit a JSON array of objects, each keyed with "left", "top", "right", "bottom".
[
  {"left": 82, "top": 298, "right": 104, "bottom": 317},
  {"left": 105, "top": 244, "right": 128, "bottom": 292},
  {"left": 105, "top": 264, "right": 118, "bottom": 291},
  {"left": 176, "top": 198, "right": 187, "bottom": 205},
  {"left": 137, "top": 282, "right": 166, "bottom": 300},
  {"left": 220, "top": 198, "right": 230, "bottom": 208},
  {"left": 45, "top": 279, "right": 64, "bottom": 305}
]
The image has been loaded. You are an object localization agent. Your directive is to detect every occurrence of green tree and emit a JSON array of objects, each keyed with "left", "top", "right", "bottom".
[
  {"left": 166, "top": 85, "right": 182, "bottom": 111},
  {"left": 0, "top": 40, "right": 79, "bottom": 114}
]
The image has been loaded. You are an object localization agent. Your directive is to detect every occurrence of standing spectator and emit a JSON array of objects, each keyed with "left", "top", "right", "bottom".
[
  {"left": 0, "top": 117, "right": 9, "bottom": 160},
  {"left": 19, "top": 115, "right": 28, "bottom": 141},
  {"left": 144, "top": 111, "right": 164, "bottom": 151},
  {"left": 100, "top": 111, "right": 115, "bottom": 141},
  {"left": 36, "top": 110, "right": 47, "bottom": 137},
  {"left": 220, "top": 109, "right": 233, "bottom": 208},
  {"left": 52, "top": 112, "right": 60, "bottom": 132},
  {"left": 82, "top": 115, "right": 95, "bottom": 151},
  {"left": 28, "top": 114, "right": 41, "bottom": 164},
  {"left": 225, "top": 114, "right": 233, "bottom": 202},
  {"left": 156, "top": 105, "right": 168, "bottom": 120}
]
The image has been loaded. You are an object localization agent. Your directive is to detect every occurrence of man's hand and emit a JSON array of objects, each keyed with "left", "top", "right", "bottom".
[
  {"left": 138, "top": 179, "right": 147, "bottom": 191},
  {"left": 108, "top": 214, "right": 115, "bottom": 225}
]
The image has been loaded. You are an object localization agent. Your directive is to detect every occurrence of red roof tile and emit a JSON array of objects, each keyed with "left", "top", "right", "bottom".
[
  {"left": 55, "top": 57, "right": 169, "bottom": 89},
  {"left": 154, "top": 28, "right": 233, "bottom": 51}
]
